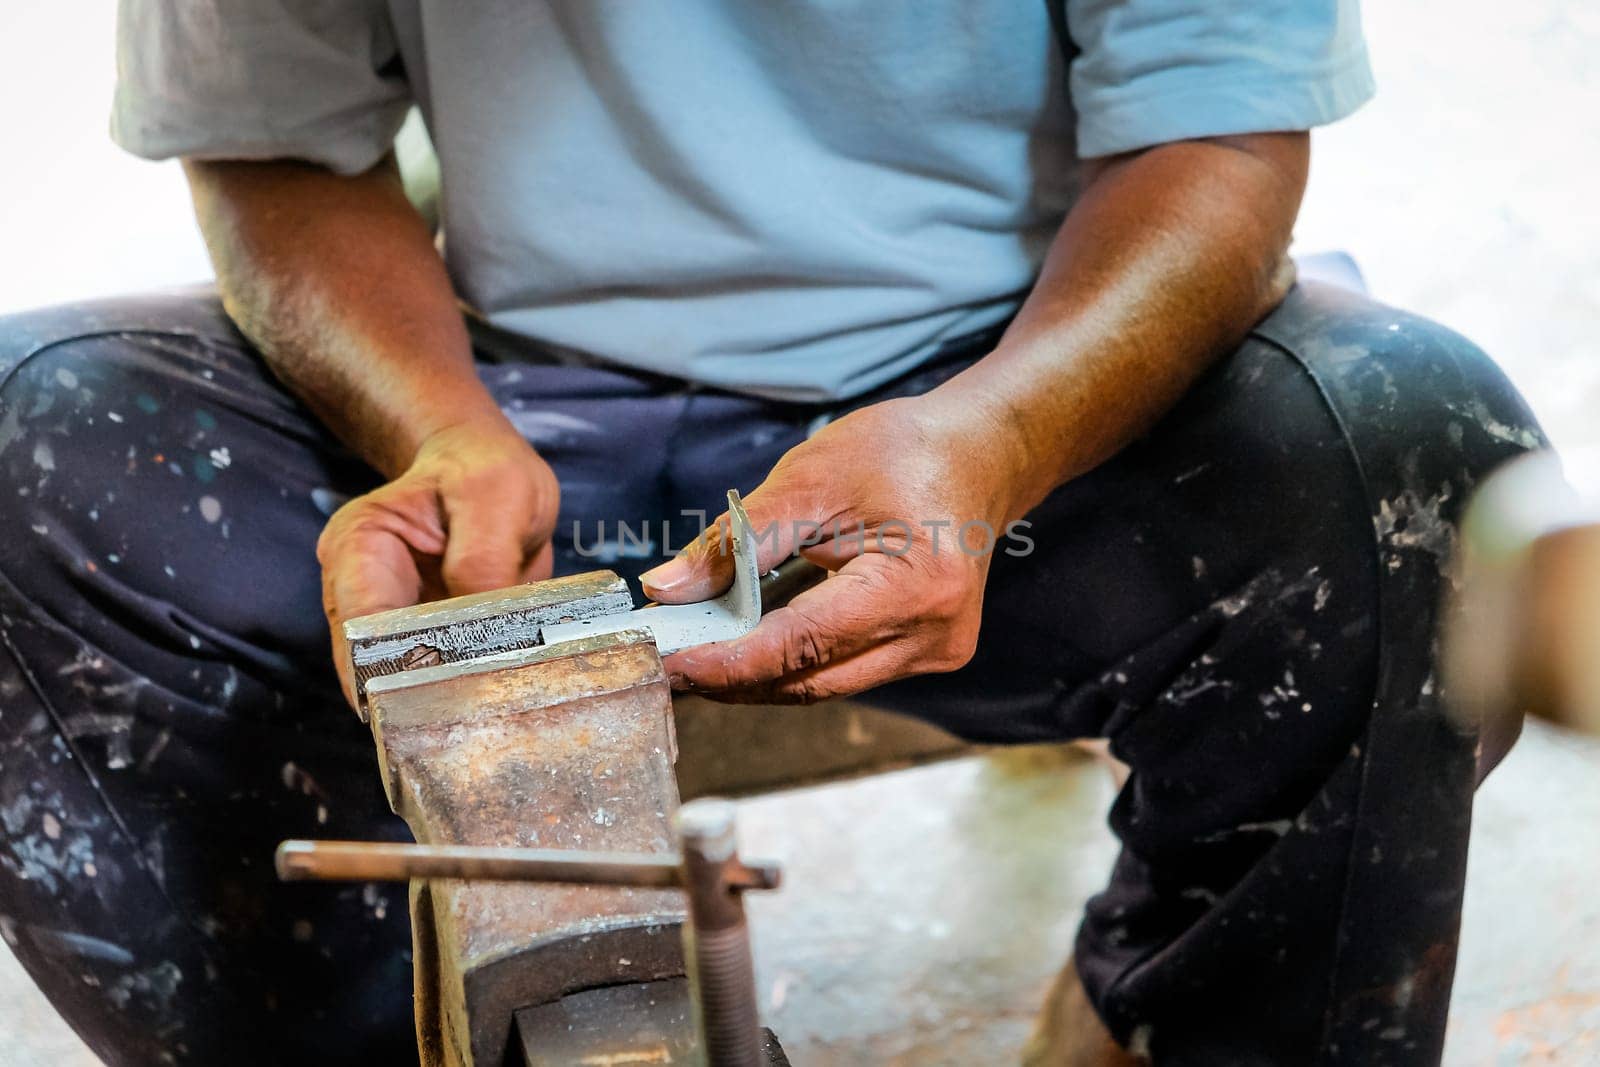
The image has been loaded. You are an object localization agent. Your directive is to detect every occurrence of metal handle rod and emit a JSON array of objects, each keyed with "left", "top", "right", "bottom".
[{"left": 275, "top": 839, "right": 781, "bottom": 891}]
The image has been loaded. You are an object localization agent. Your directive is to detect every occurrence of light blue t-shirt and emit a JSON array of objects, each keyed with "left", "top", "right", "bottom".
[{"left": 113, "top": 1, "right": 1373, "bottom": 401}]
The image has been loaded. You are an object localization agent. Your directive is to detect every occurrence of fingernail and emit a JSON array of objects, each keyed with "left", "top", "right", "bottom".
[
  {"left": 641, "top": 558, "right": 687, "bottom": 592},
  {"left": 667, "top": 671, "right": 694, "bottom": 690}
]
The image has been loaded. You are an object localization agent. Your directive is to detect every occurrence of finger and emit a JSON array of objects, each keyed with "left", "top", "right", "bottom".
[
  {"left": 441, "top": 487, "right": 539, "bottom": 596},
  {"left": 321, "top": 523, "right": 427, "bottom": 708},
  {"left": 797, "top": 529, "right": 876, "bottom": 571},
  {"left": 521, "top": 539, "right": 555, "bottom": 583},
  {"left": 689, "top": 641, "right": 918, "bottom": 705},
  {"left": 662, "top": 566, "right": 898, "bottom": 691},
  {"left": 642, "top": 479, "right": 835, "bottom": 603},
  {"left": 319, "top": 494, "right": 440, "bottom": 625}
]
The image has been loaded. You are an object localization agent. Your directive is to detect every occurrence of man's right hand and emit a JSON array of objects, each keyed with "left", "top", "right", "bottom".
[
  {"left": 316, "top": 419, "right": 560, "bottom": 707},
  {"left": 181, "top": 157, "right": 563, "bottom": 709}
]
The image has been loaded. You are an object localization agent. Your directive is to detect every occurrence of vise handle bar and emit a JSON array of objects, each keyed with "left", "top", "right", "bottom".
[{"left": 276, "top": 839, "right": 781, "bottom": 893}]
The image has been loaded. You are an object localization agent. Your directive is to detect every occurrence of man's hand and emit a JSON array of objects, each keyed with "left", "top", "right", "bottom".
[
  {"left": 317, "top": 420, "right": 560, "bottom": 705},
  {"left": 645, "top": 132, "right": 1308, "bottom": 705},
  {"left": 644, "top": 391, "right": 1026, "bottom": 703},
  {"left": 184, "top": 158, "right": 559, "bottom": 707}
]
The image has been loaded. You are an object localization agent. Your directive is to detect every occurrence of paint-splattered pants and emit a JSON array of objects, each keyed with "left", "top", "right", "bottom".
[{"left": 0, "top": 282, "right": 1544, "bottom": 1065}]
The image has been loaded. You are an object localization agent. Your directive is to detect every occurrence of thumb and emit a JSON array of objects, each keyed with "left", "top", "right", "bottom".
[{"left": 642, "top": 481, "right": 831, "bottom": 603}]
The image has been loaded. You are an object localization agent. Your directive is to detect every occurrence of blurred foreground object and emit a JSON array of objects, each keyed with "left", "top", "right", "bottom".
[{"left": 1445, "top": 449, "right": 1600, "bottom": 735}]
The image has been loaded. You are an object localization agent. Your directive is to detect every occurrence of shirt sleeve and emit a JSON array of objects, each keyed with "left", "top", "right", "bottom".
[
  {"left": 1065, "top": 1, "right": 1375, "bottom": 159},
  {"left": 111, "top": 0, "right": 412, "bottom": 175}
]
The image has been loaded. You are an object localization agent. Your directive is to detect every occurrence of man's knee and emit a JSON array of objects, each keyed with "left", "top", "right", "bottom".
[
  {"left": 0, "top": 334, "right": 122, "bottom": 610},
  {"left": 1255, "top": 281, "right": 1546, "bottom": 489},
  {"left": 1257, "top": 283, "right": 1546, "bottom": 777},
  {"left": 0, "top": 303, "right": 341, "bottom": 692},
  {"left": 0, "top": 289, "right": 240, "bottom": 375}
]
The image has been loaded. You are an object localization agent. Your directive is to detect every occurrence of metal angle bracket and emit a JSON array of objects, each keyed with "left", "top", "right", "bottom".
[{"left": 539, "top": 489, "right": 762, "bottom": 654}]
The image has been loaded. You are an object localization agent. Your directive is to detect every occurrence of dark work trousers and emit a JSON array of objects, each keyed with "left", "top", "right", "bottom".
[{"left": 0, "top": 282, "right": 1544, "bottom": 1066}]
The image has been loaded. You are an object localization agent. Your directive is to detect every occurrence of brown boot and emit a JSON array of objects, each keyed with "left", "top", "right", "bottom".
[{"left": 1021, "top": 958, "right": 1146, "bottom": 1066}]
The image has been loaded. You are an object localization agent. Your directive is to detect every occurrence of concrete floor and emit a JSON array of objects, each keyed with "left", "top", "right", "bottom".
[
  {"left": 2, "top": 0, "right": 1599, "bottom": 1063},
  {"left": 741, "top": 746, "right": 1120, "bottom": 1064}
]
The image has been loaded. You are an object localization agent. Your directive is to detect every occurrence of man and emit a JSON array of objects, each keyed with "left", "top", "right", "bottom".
[{"left": 0, "top": 1, "right": 1544, "bottom": 1064}]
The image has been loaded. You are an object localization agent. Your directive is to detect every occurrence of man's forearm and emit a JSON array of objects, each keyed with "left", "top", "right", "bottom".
[
  {"left": 942, "top": 132, "right": 1310, "bottom": 517},
  {"left": 184, "top": 156, "right": 506, "bottom": 478}
]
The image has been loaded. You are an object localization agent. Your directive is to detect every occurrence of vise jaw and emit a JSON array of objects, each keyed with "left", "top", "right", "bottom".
[{"left": 345, "top": 489, "right": 762, "bottom": 721}]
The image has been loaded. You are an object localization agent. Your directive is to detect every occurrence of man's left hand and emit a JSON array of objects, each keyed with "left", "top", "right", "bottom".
[{"left": 642, "top": 389, "right": 1026, "bottom": 703}]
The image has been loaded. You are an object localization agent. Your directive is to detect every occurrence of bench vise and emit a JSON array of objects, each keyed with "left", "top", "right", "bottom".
[{"left": 282, "top": 493, "right": 790, "bottom": 1065}]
